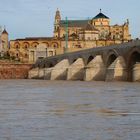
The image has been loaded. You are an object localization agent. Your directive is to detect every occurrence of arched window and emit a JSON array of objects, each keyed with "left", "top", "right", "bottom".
[
  {"left": 31, "top": 42, "right": 39, "bottom": 49},
  {"left": 54, "top": 44, "right": 57, "bottom": 48},
  {"left": 52, "top": 43, "right": 58, "bottom": 48},
  {"left": 24, "top": 45, "right": 28, "bottom": 50},
  {"left": 15, "top": 43, "right": 20, "bottom": 50},
  {"left": 23, "top": 42, "right": 29, "bottom": 50}
]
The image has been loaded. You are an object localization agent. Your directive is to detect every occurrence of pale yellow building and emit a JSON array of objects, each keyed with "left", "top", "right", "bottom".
[
  {"left": 9, "top": 37, "right": 63, "bottom": 63},
  {"left": 9, "top": 9, "right": 131, "bottom": 63}
]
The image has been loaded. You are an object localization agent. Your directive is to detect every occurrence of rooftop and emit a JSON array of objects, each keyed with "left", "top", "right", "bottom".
[
  {"left": 93, "top": 9, "right": 109, "bottom": 20},
  {"left": 60, "top": 20, "right": 90, "bottom": 28},
  {"left": 2, "top": 29, "right": 8, "bottom": 35},
  {"left": 81, "top": 23, "right": 99, "bottom": 31},
  {"left": 11, "top": 37, "right": 55, "bottom": 41}
]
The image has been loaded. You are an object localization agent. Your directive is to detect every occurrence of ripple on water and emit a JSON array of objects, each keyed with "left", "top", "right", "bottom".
[{"left": 0, "top": 80, "right": 140, "bottom": 140}]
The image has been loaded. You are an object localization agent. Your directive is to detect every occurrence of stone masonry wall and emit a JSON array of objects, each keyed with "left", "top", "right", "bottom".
[{"left": 0, "top": 64, "right": 32, "bottom": 79}]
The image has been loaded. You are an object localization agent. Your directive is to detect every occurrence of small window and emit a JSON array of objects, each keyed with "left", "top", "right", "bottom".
[
  {"left": 16, "top": 45, "right": 19, "bottom": 49},
  {"left": 16, "top": 53, "right": 19, "bottom": 57}
]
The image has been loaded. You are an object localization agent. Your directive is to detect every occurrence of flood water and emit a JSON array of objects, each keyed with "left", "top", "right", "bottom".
[{"left": 0, "top": 80, "right": 140, "bottom": 140}]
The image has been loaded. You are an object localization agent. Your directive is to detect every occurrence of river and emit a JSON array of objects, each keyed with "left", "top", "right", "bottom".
[{"left": 0, "top": 80, "right": 140, "bottom": 140}]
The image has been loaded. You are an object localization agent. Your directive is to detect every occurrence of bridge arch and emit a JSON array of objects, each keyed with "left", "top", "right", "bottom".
[
  {"left": 105, "top": 49, "right": 119, "bottom": 67},
  {"left": 107, "top": 54, "right": 117, "bottom": 67},
  {"left": 47, "top": 60, "right": 59, "bottom": 68},
  {"left": 69, "top": 56, "right": 85, "bottom": 65},
  {"left": 127, "top": 48, "right": 140, "bottom": 81},
  {"left": 48, "top": 63, "right": 54, "bottom": 68},
  {"left": 87, "top": 55, "right": 94, "bottom": 64},
  {"left": 72, "top": 59, "right": 77, "bottom": 63}
]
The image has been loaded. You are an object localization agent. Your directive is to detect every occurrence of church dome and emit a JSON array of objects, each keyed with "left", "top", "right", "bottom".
[{"left": 93, "top": 9, "right": 109, "bottom": 20}]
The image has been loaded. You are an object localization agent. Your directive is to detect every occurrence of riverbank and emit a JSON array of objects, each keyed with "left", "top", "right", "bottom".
[{"left": 0, "top": 60, "right": 32, "bottom": 79}]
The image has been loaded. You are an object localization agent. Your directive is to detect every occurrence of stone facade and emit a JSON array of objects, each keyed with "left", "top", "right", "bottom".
[
  {"left": 9, "top": 38, "right": 62, "bottom": 63},
  {"left": 29, "top": 40, "right": 140, "bottom": 82},
  {"left": 54, "top": 9, "right": 131, "bottom": 42},
  {"left": 0, "top": 63, "right": 31, "bottom": 79},
  {"left": 9, "top": 9, "right": 131, "bottom": 63}
]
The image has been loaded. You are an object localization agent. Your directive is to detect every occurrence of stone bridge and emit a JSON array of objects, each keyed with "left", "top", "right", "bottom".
[{"left": 29, "top": 40, "right": 140, "bottom": 82}]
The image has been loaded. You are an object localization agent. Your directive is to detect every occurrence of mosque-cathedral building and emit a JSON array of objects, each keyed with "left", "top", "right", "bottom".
[{"left": 9, "top": 9, "right": 131, "bottom": 63}]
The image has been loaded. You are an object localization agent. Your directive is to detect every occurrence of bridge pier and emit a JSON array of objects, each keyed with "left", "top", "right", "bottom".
[
  {"left": 67, "top": 58, "right": 85, "bottom": 80},
  {"left": 51, "top": 59, "right": 69, "bottom": 80},
  {"left": 38, "top": 68, "right": 45, "bottom": 79},
  {"left": 132, "top": 63, "right": 140, "bottom": 82},
  {"left": 84, "top": 55, "right": 106, "bottom": 81},
  {"left": 44, "top": 68, "right": 53, "bottom": 80},
  {"left": 106, "top": 56, "right": 127, "bottom": 81},
  {"left": 28, "top": 68, "right": 39, "bottom": 79}
]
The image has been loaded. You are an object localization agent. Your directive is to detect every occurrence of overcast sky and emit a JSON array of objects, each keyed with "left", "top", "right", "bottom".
[{"left": 0, "top": 0, "right": 140, "bottom": 39}]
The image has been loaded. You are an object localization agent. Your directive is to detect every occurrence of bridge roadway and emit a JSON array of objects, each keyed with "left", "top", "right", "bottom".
[{"left": 29, "top": 40, "right": 140, "bottom": 82}]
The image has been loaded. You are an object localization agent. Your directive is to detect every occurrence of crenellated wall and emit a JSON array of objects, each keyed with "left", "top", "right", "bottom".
[{"left": 29, "top": 40, "right": 140, "bottom": 82}]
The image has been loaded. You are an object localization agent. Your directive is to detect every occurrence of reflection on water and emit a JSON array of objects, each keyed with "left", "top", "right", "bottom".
[{"left": 0, "top": 80, "right": 140, "bottom": 140}]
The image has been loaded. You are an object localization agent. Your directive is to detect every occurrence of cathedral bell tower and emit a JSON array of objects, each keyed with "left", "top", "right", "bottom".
[
  {"left": 1, "top": 27, "right": 9, "bottom": 56},
  {"left": 54, "top": 8, "right": 61, "bottom": 38}
]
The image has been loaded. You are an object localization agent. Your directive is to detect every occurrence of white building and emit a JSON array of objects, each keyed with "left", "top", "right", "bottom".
[{"left": 29, "top": 43, "right": 56, "bottom": 63}]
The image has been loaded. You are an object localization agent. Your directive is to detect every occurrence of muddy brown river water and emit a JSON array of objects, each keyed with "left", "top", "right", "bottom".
[{"left": 0, "top": 80, "right": 140, "bottom": 140}]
